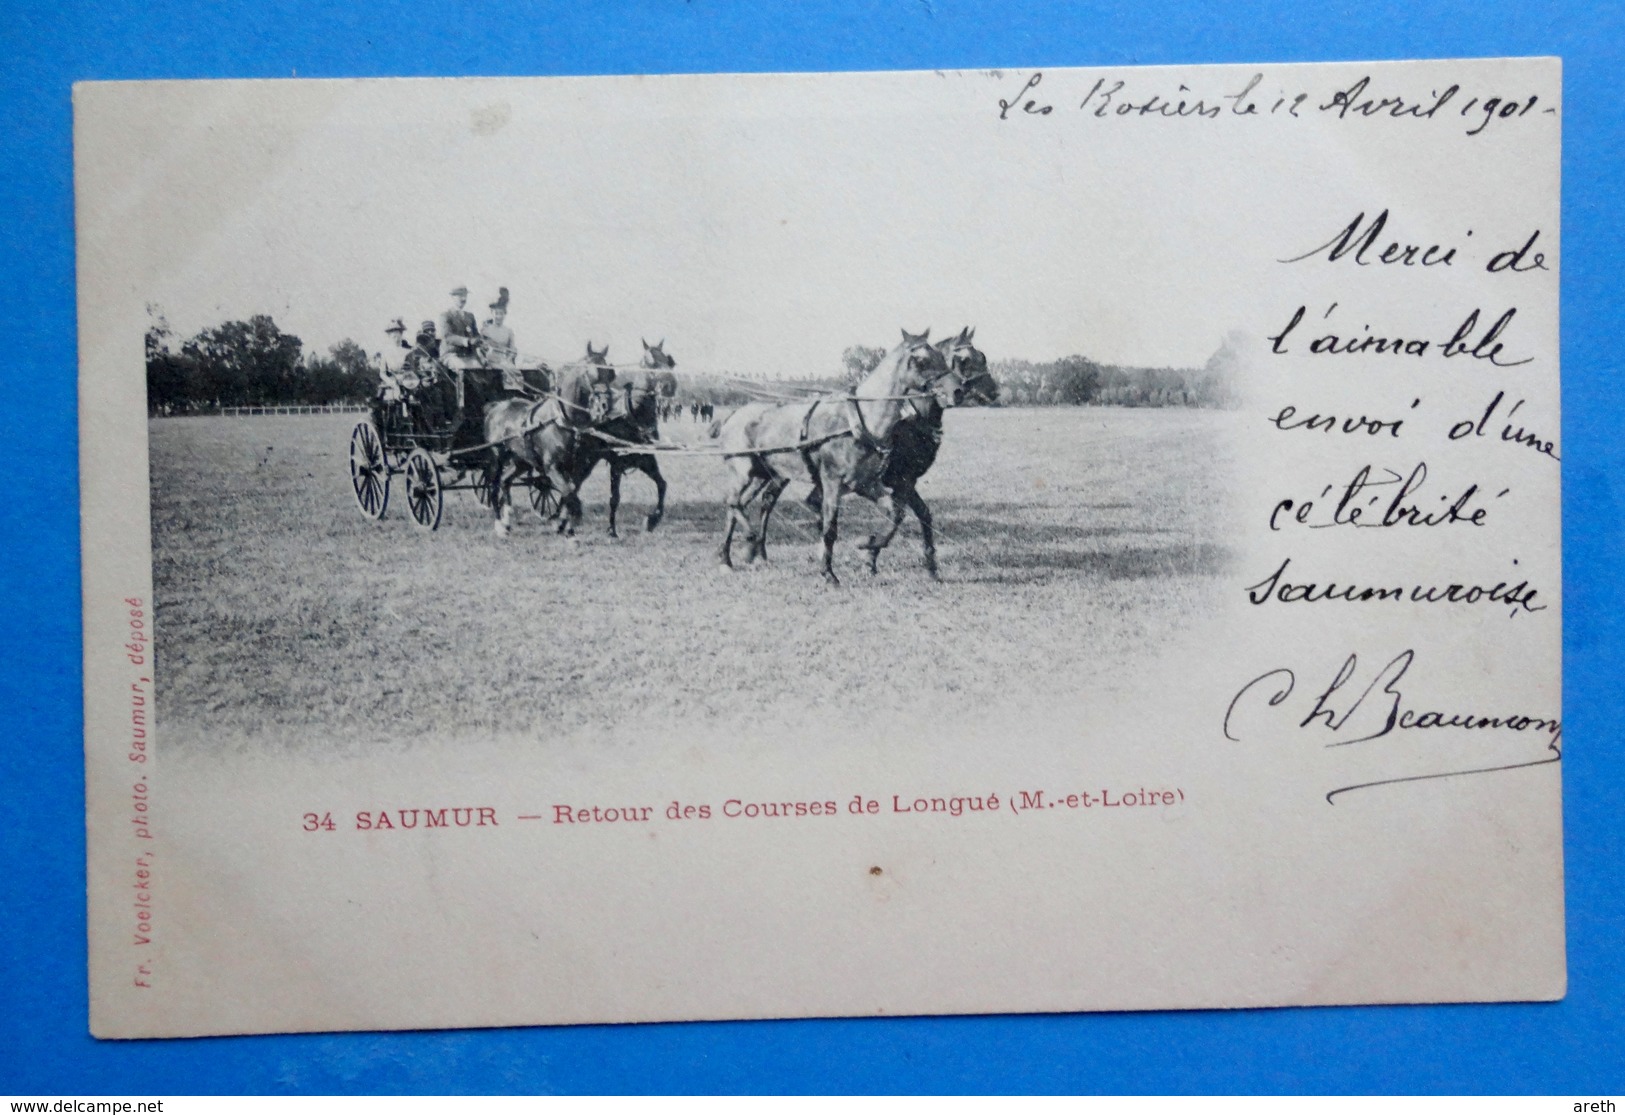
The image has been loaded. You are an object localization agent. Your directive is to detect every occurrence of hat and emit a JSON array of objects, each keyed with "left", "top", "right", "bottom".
[
  {"left": 419, "top": 320, "right": 436, "bottom": 333},
  {"left": 489, "top": 286, "right": 510, "bottom": 310},
  {"left": 385, "top": 317, "right": 406, "bottom": 334},
  {"left": 450, "top": 285, "right": 468, "bottom": 297}
]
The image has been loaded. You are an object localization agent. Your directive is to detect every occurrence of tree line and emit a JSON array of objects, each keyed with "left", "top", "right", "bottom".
[
  {"left": 145, "top": 309, "right": 375, "bottom": 414},
  {"left": 146, "top": 309, "right": 1243, "bottom": 415},
  {"left": 991, "top": 335, "right": 1243, "bottom": 408},
  {"left": 841, "top": 337, "right": 1242, "bottom": 408}
]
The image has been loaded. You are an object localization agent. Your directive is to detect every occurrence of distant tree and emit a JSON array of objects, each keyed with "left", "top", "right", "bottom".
[
  {"left": 328, "top": 338, "right": 372, "bottom": 379},
  {"left": 145, "top": 304, "right": 204, "bottom": 414},
  {"left": 1051, "top": 355, "right": 1102, "bottom": 405},
  {"left": 180, "top": 315, "right": 303, "bottom": 407},
  {"left": 301, "top": 338, "right": 377, "bottom": 405},
  {"left": 144, "top": 304, "right": 174, "bottom": 363},
  {"left": 840, "top": 345, "right": 887, "bottom": 387},
  {"left": 1194, "top": 331, "right": 1247, "bottom": 408}
]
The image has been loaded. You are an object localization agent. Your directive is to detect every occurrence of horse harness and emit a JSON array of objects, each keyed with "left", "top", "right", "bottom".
[
  {"left": 796, "top": 394, "right": 885, "bottom": 448},
  {"left": 792, "top": 360, "right": 954, "bottom": 463}
]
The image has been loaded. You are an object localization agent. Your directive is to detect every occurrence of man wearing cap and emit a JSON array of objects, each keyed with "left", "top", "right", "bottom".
[
  {"left": 438, "top": 285, "right": 483, "bottom": 372},
  {"left": 412, "top": 319, "right": 440, "bottom": 360},
  {"left": 399, "top": 320, "right": 439, "bottom": 384},
  {"left": 404, "top": 320, "right": 455, "bottom": 434}
]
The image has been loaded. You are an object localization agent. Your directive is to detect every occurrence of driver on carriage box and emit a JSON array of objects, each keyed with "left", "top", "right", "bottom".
[{"left": 438, "top": 285, "right": 484, "bottom": 372}]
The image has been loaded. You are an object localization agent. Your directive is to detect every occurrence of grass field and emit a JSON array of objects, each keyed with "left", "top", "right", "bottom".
[{"left": 149, "top": 406, "right": 1235, "bottom": 751}]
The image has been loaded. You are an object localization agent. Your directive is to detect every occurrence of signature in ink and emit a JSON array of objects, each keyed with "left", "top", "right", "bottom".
[{"left": 1223, "top": 650, "right": 1561, "bottom": 802}]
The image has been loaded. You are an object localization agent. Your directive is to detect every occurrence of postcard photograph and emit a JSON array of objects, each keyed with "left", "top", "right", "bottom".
[{"left": 76, "top": 59, "right": 1564, "bottom": 1037}]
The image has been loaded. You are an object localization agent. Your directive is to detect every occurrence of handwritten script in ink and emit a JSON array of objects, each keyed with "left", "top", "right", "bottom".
[
  {"left": 1001, "top": 68, "right": 1565, "bottom": 803},
  {"left": 1230, "top": 194, "right": 1561, "bottom": 800},
  {"left": 995, "top": 69, "right": 1555, "bottom": 137}
]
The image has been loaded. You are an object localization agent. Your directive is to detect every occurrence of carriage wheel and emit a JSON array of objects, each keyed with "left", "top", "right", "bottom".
[
  {"left": 403, "top": 449, "right": 443, "bottom": 530},
  {"left": 530, "top": 477, "right": 562, "bottom": 519},
  {"left": 348, "top": 421, "right": 390, "bottom": 521},
  {"left": 472, "top": 463, "right": 494, "bottom": 507}
]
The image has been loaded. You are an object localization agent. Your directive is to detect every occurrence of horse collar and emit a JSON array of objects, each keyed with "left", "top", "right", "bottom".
[
  {"left": 798, "top": 397, "right": 823, "bottom": 445},
  {"left": 845, "top": 394, "right": 884, "bottom": 452}
]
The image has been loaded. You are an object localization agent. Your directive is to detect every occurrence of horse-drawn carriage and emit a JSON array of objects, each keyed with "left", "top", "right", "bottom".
[
  {"left": 347, "top": 361, "right": 562, "bottom": 530},
  {"left": 344, "top": 328, "right": 990, "bottom": 574}
]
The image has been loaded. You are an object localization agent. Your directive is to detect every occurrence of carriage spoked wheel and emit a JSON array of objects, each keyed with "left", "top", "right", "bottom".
[
  {"left": 471, "top": 464, "right": 494, "bottom": 508},
  {"left": 402, "top": 448, "right": 444, "bottom": 530},
  {"left": 348, "top": 421, "right": 390, "bottom": 521},
  {"left": 529, "top": 477, "right": 562, "bottom": 520}
]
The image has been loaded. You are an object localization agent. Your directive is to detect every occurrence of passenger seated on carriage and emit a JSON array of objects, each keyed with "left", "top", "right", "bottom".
[
  {"left": 405, "top": 319, "right": 440, "bottom": 367},
  {"left": 480, "top": 287, "right": 550, "bottom": 398},
  {"left": 370, "top": 318, "right": 412, "bottom": 436},
  {"left": 399, "top": 320, "right": 458, "bottom": 436}
]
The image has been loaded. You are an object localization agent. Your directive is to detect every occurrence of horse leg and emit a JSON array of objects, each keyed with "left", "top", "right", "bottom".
[
  {"left": 607, "top": 462, "right": 622, "bottom": 538},
  {"left": 558, "top": 474, "right": 583, "bottom": 536},
  {"left": 858, "top": 485, "right": 907, "bottom": 575},
  {"left": 566, "top": 489, "right": 583, "bottom": 535},
  {"left": 819, "top": 472, "right": 843, "bottom": 586},
  {"left": 719, "top": 508, "right": 737, "bottom": 568},
  {"left": 484, "top": 450, "right": 503, "bottom": 513},
  {"left": 546, "top": 459, "right": 581, "bottom": 537},
  {"left": 641, "top": 456, "right": 667, "bottom": 532},
  {"left": 902, "top": 483, "right": 939, "bottom": 578},
  {"left": 490, "top": 450, "right": 514, "bottom": 537},
  {"left": 502, "top": 461, "right": 527, "bottom": 535},
  {"left": 750, "top": 476, "right": 788, "bottom": 563},
  {"left": 720, "top": 471, "right": 767, "bottom": 569}
]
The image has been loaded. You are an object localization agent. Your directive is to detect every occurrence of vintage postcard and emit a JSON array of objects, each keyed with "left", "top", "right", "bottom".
[{"left": 76, "top": 58, "right": 1563, "bottom": 1038}]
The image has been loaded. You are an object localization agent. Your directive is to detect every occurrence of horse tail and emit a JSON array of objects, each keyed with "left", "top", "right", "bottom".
[{"left": 707, "top": 418, "right": 723, "bottom": 439}]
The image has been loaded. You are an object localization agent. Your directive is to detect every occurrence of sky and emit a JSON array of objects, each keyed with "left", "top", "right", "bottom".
[{"left": 77, "top": 63, "right": 1555, "bottom": 378}]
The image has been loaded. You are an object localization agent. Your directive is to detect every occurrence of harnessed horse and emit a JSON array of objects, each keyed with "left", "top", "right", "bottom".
[
  {"left": 802, "top": 326, "right": 998, "bottom": 577},
  {"left": 572, "top": 339, "right": 680, "bottom": 536},
  {"left": 711, "top": 330, "right": 964, "bottom": 584},
  {"left": 483, "top": 344, "right": 614, "bottom": 537}
]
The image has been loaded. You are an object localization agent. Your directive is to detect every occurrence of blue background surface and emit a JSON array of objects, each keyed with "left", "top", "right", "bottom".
[{"left": 3, "top": 0, "right": 1621, "bottom": 1095}]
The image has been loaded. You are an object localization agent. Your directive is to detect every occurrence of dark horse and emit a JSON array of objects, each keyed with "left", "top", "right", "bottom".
[
  {"left": 573, "top": 339, "right": 679, "bottom": 536},
  {"left": 802, "top": 326, "right": 998, "bottom": 577},
  {"left": 712, "top": 330, "right": 963, "bottom": 584},
  {"left": 483, "top": 344, "right": 615, "bottom": 537}
]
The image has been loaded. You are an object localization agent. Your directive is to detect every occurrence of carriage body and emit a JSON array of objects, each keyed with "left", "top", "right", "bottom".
[{"left": 349, "top": 363, "right": 561, "bottom": 530}]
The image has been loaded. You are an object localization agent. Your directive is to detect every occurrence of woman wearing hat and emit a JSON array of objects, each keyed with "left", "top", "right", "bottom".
[
  {"left": 481, "top": 287, "right": 527, "bottom": 393},
  {"left": 371, "top": 318, "right": 410, "bottom": 436}
]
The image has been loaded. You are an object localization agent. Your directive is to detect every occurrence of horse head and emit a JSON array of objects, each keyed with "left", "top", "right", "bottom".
[
  {"left": 638, "top": 342, "right": 679, "bottom": 400},
  {"left": 577, "top": 342, "right": 616, "bottom": 423},
  {"left": 641, "top": 338, "right": 677, "bottom": 371},
  {"left": 894, "top": 327, "right": 966, "bottom": 410},
  {"left": 939, "top": 326, "right": 996, "bottom": 406}
]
